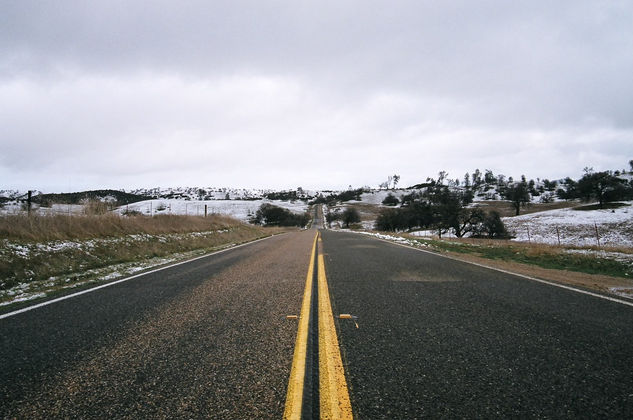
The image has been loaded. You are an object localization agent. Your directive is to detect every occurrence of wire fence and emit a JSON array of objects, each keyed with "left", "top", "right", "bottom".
[{"left": 504, "top": 221, "right": 632, "bottom": 248}]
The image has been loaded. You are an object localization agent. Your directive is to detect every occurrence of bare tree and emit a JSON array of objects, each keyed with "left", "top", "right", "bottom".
[{"left": 392, "top": 174, "right": 400, "bottom": 189}]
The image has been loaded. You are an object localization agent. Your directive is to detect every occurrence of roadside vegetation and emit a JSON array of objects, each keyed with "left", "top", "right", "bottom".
[
  {"left": 0, "top": 212, "right": 249, "bottom": 241},
  {"left": 35, "top": 189, "right": 151, "bottom": 207},
  {"left": 326, "top": 207, "right": 362, "bottom": 228},
  {"left": 309, "top": 187, "right": 368, "bottom": 205},
  {"left": 409, "top": 237, "right": 633, "bottom": 279},
  {"left": 0, "top": 213, "right": 282, "bottom": 306},
  {"left": 249, "top": 203, "right": 310, "bottom": 227},
  {"left": 373, "top": 172, "right": 510, "bottom": 238}
]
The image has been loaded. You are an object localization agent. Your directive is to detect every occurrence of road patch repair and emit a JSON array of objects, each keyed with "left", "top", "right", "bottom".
[{"left": 284, "top": 232, "right": 353, "bottom": 419}]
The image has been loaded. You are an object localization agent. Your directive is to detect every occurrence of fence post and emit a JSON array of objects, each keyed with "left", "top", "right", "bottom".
[
  {"left": 556, "top": 226, "right": 561, "bottom": 246},
  {"left": 594, "top": 223, "right": 600, "bottom": 248},
  {"left": 205, "top": 205, "right": 208, "bottom": 217},
  {"left": 27, "top": 190, "right": 32, "bottom": 216},
  {"left": 526, "top": 225, "right": 531, "bottom": 244}
]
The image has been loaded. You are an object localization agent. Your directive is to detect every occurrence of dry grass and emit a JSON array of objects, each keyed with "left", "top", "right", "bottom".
[
  {"left": 0, "top": 228, "right": 270, "bottom": 298},
  {"left": 0, "top": 213, "right": 289, "bottom": 294},
  {"left": 0, "top": 213, "right": 245, "bottom": 242},
  {"left": 345, "top": 203, "right": 383, "bottom": 221},
  {"left": 82, "top": 199, "right": 116, "bottom": 215}
]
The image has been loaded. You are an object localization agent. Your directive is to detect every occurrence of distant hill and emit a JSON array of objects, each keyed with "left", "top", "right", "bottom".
[{"left": 34, "top": 190, "right": 152, "bottom": 205}]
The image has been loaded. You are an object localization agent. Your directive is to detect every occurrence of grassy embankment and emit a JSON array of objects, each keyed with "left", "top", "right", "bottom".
[
  {"left": 0, "top": 213, "right": 283, "bottom": 306},
  {"left": 405, "top": 236, "right": 633, "bottom": 279}
]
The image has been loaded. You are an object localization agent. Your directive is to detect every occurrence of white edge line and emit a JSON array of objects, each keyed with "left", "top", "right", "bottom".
[
  {"left": 0, "top": 234, "right": 279, "bottom": 320},
  {"left": 342, "top": 231, "right": 633, "bottom": 308}
]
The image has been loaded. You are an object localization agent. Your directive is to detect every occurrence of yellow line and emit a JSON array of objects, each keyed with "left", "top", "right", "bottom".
[
  {"left": 318, "top": 238, "right": 353, "bottom": 419},
  {"left": 283, "top": 232, "right": 318, "bottom": 420}
]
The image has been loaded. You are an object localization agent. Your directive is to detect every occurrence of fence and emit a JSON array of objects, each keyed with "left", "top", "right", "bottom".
[{"left": 504, "top": 221, "right": 630, "bottom": 248}]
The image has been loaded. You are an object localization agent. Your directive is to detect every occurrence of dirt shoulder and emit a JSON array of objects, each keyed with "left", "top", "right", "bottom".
[{"left": 442, "top": 250, "right": 633, "bottom": 299}]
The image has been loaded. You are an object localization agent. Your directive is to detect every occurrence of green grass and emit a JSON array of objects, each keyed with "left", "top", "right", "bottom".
[{"left": 410, "top": 237, "right": 632, "bottom": 279}]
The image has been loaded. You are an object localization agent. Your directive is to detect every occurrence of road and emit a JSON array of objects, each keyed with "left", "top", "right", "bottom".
[
  {"left": 0, "top": 231, "right": 314, "bottom": 419},
  {"left": 321, "top": 230, "right": 633, "bottom": 418},
  {"left": 2, "top": 221, "right": 633, "bottom": 418}
]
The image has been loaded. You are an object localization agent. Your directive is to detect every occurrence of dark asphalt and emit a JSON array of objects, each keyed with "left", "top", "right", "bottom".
[
  {"left": 321, "top": 230, "right": 633, "bottom": 419},
  {"left": 1, "top": 231, "right": 315, "bottom": 419},
  {"left": 4, "top": 225, "right": 633, "bottom": 419}
]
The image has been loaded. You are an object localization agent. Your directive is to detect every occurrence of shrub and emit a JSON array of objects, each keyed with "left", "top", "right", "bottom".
[
  {"left": 382, "top": 193, "right": 400, "bottom": 206},
  {"left": 472, "top": 211, "right": 509, "bottom": 239},
  {"left": 250, "top": 204, "right": 309, "bottom": 227},
  {"left": 342, "top": 208, "right": 361, "bottom": 228},
  {"left": 325, "top": 209, "right": 341, "bottom": 227},
  {"left": 375, "top": 208, "right": 408, "bottom": 231}
]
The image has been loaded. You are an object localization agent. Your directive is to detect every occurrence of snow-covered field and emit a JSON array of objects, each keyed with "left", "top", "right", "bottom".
[
  {"left": 0, "top": 198, "right": 309, "bottom": 221},
  {"left": 503, "top": 202, "right": 633, "bottom": 247},
  {"left": 0, "top": 203, "right": 86, "bottom": 216},
  {"left": 114, "top": 199, "right": 309, "bottom": 221}
]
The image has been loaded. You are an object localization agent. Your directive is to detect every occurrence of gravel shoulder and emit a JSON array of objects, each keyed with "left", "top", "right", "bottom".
[{"left": 437, "top": 250, "right": 633, "bottom": 300}]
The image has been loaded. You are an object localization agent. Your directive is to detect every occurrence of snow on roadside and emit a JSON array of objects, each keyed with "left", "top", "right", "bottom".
[
  {"left": 0, "top": 256, "right": 178, "bottom": 306},
  {"left": 609, "top": 287, "right": 633, "bottom": 299},
  {"left": 0, "top": 240, "right": 238, "bottom": 307},
  {"left": 0, "top": 230, "right": 241, "bottom": 306},
  {"left": 351, "top": 230, "right": 430, "bottom": 248}
]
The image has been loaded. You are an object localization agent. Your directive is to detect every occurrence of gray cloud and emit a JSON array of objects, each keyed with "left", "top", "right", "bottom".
[{"left": 1, "top": 1, "right": 632, "bottom": 191}]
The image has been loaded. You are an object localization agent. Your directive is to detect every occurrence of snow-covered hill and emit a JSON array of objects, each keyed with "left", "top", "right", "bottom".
[{"left": 127, "top": 187, "right": 269, "bottom": 201}]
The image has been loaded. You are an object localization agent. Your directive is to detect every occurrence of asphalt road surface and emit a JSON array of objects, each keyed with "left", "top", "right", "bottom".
[
  {"left": 2, "top": 226, "right": 633, "bottom": 419},
  {"left": 1, "top": 231, "right": 315, "bottom": 419},
  {"left": 320, "top": 230, "right": 633, "bottom": 418}
]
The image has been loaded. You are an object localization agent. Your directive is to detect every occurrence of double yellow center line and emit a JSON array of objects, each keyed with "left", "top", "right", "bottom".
[{"left": 284, "top": 232, "right": 353, "bottom": 419}]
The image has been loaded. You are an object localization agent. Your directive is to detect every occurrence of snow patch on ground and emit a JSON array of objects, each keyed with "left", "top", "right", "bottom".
[
  {"left": 503, "top": 202, "right": 633, "bottom": 247},
  {"left": 0, "top": 247, "right": 224, "bottom": 307},
  {"left": 0, "top": 230, "right": 243, "bottom": 306},
  {"left": 0, "top": 203, "right": 86, "bottom": 216},
  {"left": 609, "top": 287, "right": 633, "bottom": 299},
  {"left": 351, "top": 230, "right": 430, "bottom": 248},
  {"left": 358, "top": 190, "right": 409, "bottom": 205}
]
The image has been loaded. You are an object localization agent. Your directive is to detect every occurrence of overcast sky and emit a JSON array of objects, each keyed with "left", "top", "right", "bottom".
[{"left": 1, "top": 1, "right": 632, "bottom": 192}]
